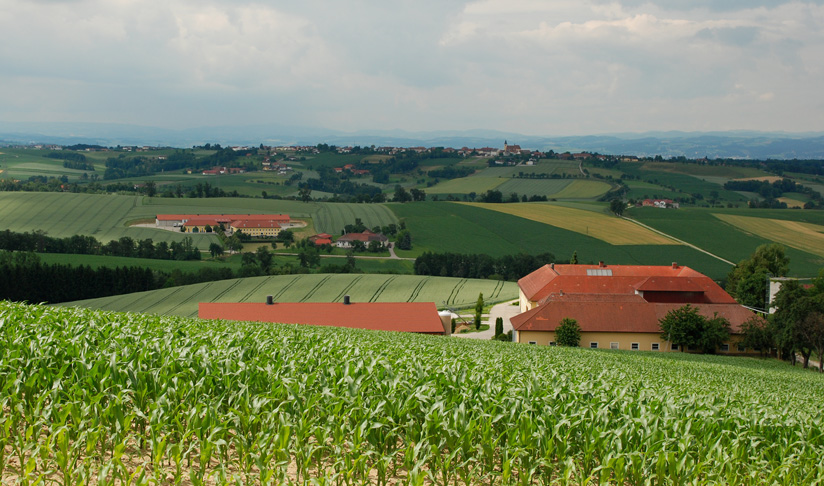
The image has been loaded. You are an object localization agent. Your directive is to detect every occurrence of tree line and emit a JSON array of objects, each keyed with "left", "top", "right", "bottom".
[
  {"left": 414, "top": 251, "right": 556, "bottom": 281},
  {"left": 0, "top": 230, "right": 201, "bottom": 261}
]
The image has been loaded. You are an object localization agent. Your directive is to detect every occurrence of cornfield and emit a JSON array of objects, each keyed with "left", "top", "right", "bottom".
[{"left": 1, "top": 301, "right": 823, "bottom": 485}]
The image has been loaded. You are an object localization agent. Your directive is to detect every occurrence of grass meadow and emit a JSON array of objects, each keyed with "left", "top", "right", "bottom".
[
  {"left": 61, "top": 274, "right": 517, "bottom": 317},
  {"left": 463, "top": 202, "right": 677, "bottom": 245},
  {"left": 629, "top": 207, "right": 824, "bottom": 276},
  {"left": 390, "top": 202, "right": 735, "bottom": 278}
]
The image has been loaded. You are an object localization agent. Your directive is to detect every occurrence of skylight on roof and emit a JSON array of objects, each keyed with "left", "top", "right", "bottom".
[{"left": 586, "top": 269, "right": 613, "bottom": 276}]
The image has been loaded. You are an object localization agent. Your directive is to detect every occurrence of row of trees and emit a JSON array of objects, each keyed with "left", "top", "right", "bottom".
[
  {"left": 0, "top": 230, "right": 201, "bottom": 261},
  {"left": 414, "top": 252, "right": 556, "bottom": 281}
]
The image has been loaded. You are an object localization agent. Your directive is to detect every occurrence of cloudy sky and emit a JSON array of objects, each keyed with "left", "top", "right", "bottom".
[{"left": 1, "top": 0, "right": 823, "bottom": 136}]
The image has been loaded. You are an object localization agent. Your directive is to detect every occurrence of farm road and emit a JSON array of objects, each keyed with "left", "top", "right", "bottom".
[
  {"left": 455, "top": 299, "right": 520, "bottom": 340},
  {"left": 621, "top": 216, "right": 736, "bottom": 266}
]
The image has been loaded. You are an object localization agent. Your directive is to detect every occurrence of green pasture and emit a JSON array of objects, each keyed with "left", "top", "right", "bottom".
[
  {"left": 0, "top": 193, "right": 396, "bottom": 250},
  {"left": 641, "top": 161, "right": 771, "bottom": 180},
  {"left": 0, "top": 148, "right": 96, "bottom": 182},
  {"left": 624, "top": 180, "right": 684, "bottom": 201},
  {"left": 426, "top": 176, "right": 503, "bottom": 194},
  {"left": 390, "top": 202, "right": 734, "bottom": 278},
  {"left": 482, "top": 159, "right": 582, "bottom": 178},
  {"left": 628, "top": 207, "right": 824, "bottom": 276},
  {"left": 61, "top": 274, "right": 517, "bottom": 317},
  {"left": 36, "top": 253, "right": 244, "bottom": 272},
  {"left": 494, "top": 179, "right": 573, "bottom": 197},
  {"left": 619, "top": 163, "right": 747, "bottom": 202}
]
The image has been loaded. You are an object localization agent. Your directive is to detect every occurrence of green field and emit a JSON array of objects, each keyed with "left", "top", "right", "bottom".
[
  {"left": 36, "top": 252, "right": 244, "bottom": 272},
  {"left": 494, "top": 178, "right": 573, "bottom": 197},
  {"left": 426, "top": 176, "right": 504, "bottom": 194},
  {"left": 61, "top": 274, "right": 517, "bottom": 317},
  {"left": 390, "top": 202, "right": 735, "bottom": 278},
  {"left": 0, "top": 193, "right": 398, "bottom": 248},
  {"left": 628, "top": 207, "right": 824, "bottom": 276},
  {"left": 4, "top": 301, "right": 824, "bottom": 484}
]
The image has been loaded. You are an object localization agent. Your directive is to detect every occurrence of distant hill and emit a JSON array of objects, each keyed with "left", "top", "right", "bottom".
[{"left": 1, "top": 121, "right": 823, "bottom": 159}]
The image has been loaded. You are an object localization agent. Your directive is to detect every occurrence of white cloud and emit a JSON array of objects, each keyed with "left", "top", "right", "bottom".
[{"left": 0, "top": 0, "right": 822, "bottom": 134}]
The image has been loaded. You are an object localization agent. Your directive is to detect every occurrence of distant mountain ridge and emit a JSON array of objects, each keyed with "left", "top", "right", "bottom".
[{"left": 1, "top": 121, "right": 823, "bottom": 160}]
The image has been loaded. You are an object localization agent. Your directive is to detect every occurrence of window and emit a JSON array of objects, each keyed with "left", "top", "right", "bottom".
[
  {"left": 590, "top": 342, "right": 599, "bottom": 349},
  {"left": 720, "top": 344, "right": 729, "bottom": 352},
  {"left": 549, "top": 341, "right": 556, "bottom": 346},
  {"left": 671, "top": 344, "right": 679, "bottom": 351},
  {"left": 737, "top": 343, "right": 746, "bottom": 352},
  {"left": 631, "top": 342, "right": 640, "bottom": 350},
  {"left": 651, "top": 343, "right": 660, "bottom": 351},
  {"left": 528, "top": 341, "right": 537, "bottom": 345},
  {"left": 610, "top": 342, "right": 619, "bottom": 350}
]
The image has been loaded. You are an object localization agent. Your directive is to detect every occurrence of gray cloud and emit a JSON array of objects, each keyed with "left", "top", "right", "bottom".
[{"left": 0, "top": 0, "right": 822, "bottom": 135}]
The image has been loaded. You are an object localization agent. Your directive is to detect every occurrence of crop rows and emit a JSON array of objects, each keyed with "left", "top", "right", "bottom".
[
  {"left": 3, "top": 301, "right": 824, "bottom": 485},
  {"left": 64, "top": 275, "right": 519, "bottom": 315}
]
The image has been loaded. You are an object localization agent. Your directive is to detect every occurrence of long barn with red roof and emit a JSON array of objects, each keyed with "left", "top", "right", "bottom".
[{"left": 512, "top": 262, "right": 759, "bottom": 353}]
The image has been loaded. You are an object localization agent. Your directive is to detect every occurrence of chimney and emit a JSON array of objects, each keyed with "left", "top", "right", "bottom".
[
  {"left": 559, "top": 290, "right": 564, "bottom": 297},
  {"left": 599, "top": 261, "right": 606, "bottom": 267},
  {"left": 266, "top": 295, "right": 273, "bottom": 305},
  {"left": 672, "top": 262, "right": 678, "bottom": 269},
  {"left": 343, "top": 295, "right": 350, "bottom": 305},
  {"left": 550, "top": 263, "right": 555, "bottom": 269}
]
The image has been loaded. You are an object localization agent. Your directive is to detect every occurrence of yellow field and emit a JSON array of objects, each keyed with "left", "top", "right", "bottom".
[
  {"left": 552, "top": 180, "right": 613, "bottom": 199},
  {"left": 777, "top": 197, "right": 806, "bottom": 209},
  {"left": 462, "top": 202, "right": 679, "bottom": 245},
  {"left": 714, "top": 214, "right": 824, "bottom": 258}
]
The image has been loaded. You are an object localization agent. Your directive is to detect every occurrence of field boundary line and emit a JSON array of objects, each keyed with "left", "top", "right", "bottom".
[
  {"left": 407, "top": 277, "right": 428, "bottom": 302},
  {"left": 270, "top": 276, "right": 300, "bottom": 302},
  {"left": 621, "top": 216, "right": 735, "bottom": 266},
  {"left": 332, "top": 275, "right": 363, "bottom": 302},
  {"left": 369, "top": 275, "right": 397, "bottom": 302},
  {"left": 301, "top": 275, "right": 331, "bottom": 302}
]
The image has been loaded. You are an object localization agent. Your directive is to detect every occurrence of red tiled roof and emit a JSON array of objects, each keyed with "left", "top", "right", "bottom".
[
  {"left": 337, "top": 230, "right": 388, "bottom": 243},
  {"left": 518, "top": 264, "right": 733, "bottom": 304},
  {"left": 231, "top": 220, "right": 283, "bottom": 229},
  {"left": 199, "top": 302, "right": 444, "bottom": 334},
  {"left": 313, "top": 238, "right": 332, "bottom": 245},
  {"left": 511, "top": 298, "right": 755, "bottom": 334},
  {"left": 157, "top": 214, "right": 290, "bottom": 222}
]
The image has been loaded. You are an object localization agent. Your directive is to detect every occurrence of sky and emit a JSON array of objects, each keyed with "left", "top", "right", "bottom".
[{"left": 1, "top": 0, "right": 823, "bottom": 136}]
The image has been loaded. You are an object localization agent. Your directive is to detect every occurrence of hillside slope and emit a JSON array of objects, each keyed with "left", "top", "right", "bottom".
[{"left": 2, "top": 301, "right": 823, "bottom": 484}]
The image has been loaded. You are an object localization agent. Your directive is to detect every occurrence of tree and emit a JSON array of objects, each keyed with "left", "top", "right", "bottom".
[
  {"left": 659, "top": 304, "right": 730, "bottom": 354},
  {"left": 396, "top": 230, "right": 412, "bottom": 250},
  {"left": 740, "top": 315, "right": 772, "bottom": 356},
  {"left": 394, "top": 185, "right": 411, "bottom": 203},
  {"left": 474, "top": 293, "right": 484, "bottom": 330},
  {"left": 698, "top": 314, "right": 732, "bottom": 354},
  {"left": 410, "top": 188, "right": 426, "bottom": 202},
  {"left": 556, "top": 318, "right": 581, "bottom": 347},
  {"left": 144, "top": 180, "right": 157, "bottom": 197},
  {"left": 610, "top": 198, "right": 625, "bottom": 216},
  {"left": 495, "top": 316, "right": 504, "bottom": 337},
  {"left": 298, "top": 187, "right": 312, "bottom": 202},
  {"left": 727, "top": 244, "right": 789, "bottom": 310},
  {"left": 659, "top": 304, "right": 705, "bottom": 351},
  {"left": 256, "top": 246, "right": 273, "bottom": 272},
  {"left": 208, "top": 242, "right": 224, "bottom": 258},
  {"left": 278, "top": 230, "right": 295, "bottom": 247},
  {"left": 570, "top": 251, "right": 578, "bottom": 265}
]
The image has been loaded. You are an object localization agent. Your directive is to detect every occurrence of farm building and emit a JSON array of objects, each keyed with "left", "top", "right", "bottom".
[
  {"left": 511, "top": 262, "right": 756, "bottom": 353},
  {"left": 156, "top": 214, "right": 290, "bottom": 232},
  {"left": 308, "top": 233, "right": 333, "bottom": 246},
  {"left": 229, "top": 220, "right": 284, "bottom": 238},
  {"left": 335, "top": 230, "right": 389, "bottom": 249},
  {"left": 199, "top": 299, "right": 449, "bottom": 335}
]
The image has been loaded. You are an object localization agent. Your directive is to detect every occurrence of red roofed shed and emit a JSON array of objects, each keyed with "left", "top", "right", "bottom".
[{"left": 199, "top": 301, "right": 446, "bottom": 334}]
